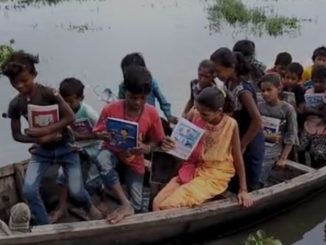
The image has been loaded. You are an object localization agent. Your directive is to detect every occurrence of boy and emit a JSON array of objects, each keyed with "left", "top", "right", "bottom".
[
  {"left": 50, "top": 78, "right": 102, "bottom": 223},
  {"left": 1, "top": 51, "right": 98, "bottom": 225},
  {"left": 118, "top": 52, "right": 178, "bottom": 124},
  {"left": 267, "top": 52, "right": 292, "bottom": 78},
  {"left": 94, "top": 65, "right": 165, "bottom": 223},
  {"left": 302, "top": 46, "right": 326, "bottom": 83}
]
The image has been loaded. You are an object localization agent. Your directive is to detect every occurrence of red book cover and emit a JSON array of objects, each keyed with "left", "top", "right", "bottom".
[{"left": 27, "top": 104, "right": 59, "bottom": 128}]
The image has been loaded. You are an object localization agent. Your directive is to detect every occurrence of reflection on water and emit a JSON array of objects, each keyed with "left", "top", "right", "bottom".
[{"left": 0, "top": 1, "right": 325, "bottom": 244}]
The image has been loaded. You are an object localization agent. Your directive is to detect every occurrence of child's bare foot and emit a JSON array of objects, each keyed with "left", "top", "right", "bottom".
[
  {"left": 49, "top": 208, "right": 66, "bottom": 224},
  {"left": 88, "top": 205, "right": 103, "bottom": 220},
  {"left": 106, "top": 204, "right": 134, "bottom": 224}
]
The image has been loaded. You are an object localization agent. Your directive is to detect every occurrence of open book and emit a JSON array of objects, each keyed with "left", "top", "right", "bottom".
[
  {"left": 304, "top": 93, "right": 324, "bottom": 108},
  {"left": 261, "top": 116, "right": 281, "bottom": 147},
  {"left": 106, "top": 117, "right": 138, "bottom": 150},
  {"left": 27, "top": 104, "right": 59, "bottom": 128},
  {"left": 167, "top": 118, "right": 204, "bottom": 160},
  {"left": 71, "top": 118, "right": 93, "bottom": 134}
]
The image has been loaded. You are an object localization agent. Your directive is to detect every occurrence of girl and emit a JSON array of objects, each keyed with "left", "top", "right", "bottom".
[
  {"left": 210, "top": 47, "right": 264, "bottom": 190},
  {"left": 299, "top": 65, "right": 326, "bottom": 167},
  {"left": 182, "top": 60, "right": 216, "bottom": 116},
  {"left": 258, "top": 74, "right": 299, "bottom": 185},
  {"left": 153, "top": 87, "right": 253, "bottom": 210}
]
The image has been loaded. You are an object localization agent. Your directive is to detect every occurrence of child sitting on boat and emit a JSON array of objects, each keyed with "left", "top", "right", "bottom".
[
  {"left": 153, "top": 87, "right": 253, "bottom": 210},
  {"left": 94, "top": 65, "right": 165, "bottom": 223},
  {"left": 182, "top": 60, "right": 217, "bottom": 116},
  {"left": 1, "top": 51, "right": 98, "bottom": 225},
  {"left": 50, "top": 78, "right": 103, "bottom": 223},
  {"left": 118, "top": 52, "right": 178, "bottom": 124},
  {"left": 257, "top": 74, "right": 299, "bottom": 185}
]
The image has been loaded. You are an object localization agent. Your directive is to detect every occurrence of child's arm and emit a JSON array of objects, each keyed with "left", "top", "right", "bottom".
[
  {"left": 11, "top": 118, "right": 37, "bottom": 143},
  {"left": 182, "top": 98, "right": 194, "bottom": 117},
  {"left": 231, "top": 123, "right": 253, "bottom": 207},
  {"left": 276, "top": 144, "right": 293, "bottom": 167},
  {"left": 25, "top": 91, "right": 75, "bottom": 138},
  {"left": 239, "top": 92, "right": 263, "bottom": 153}
]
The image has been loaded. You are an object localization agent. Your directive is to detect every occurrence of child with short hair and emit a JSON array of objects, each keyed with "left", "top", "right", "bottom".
[
  {"left": 258, "top": 74, "right": 299, "bottom": 185},
  {"left": 94, "top": 65, "right": 165, "bottom": 223},
  {"left": 283, "top": 62, "right": 306, "bottom": 128},
  {"left": 302, "top": 46, "right": 326, "bottom": 83},
  {"left": 268, "top": 52, "right": 292, "bottom": 78},
  {"left": 182, "top": 60, "right": 216, "bottom": 116},
  {"left": 299, "top": 65, "right": 326, "bottom": 167},
  {"left": 1, "top": 51, "right": 97, "bottom": 225},
  {"left": 50, "top": 77, "right": 102, "bottom": 223},
  {"left": 118, "top": 52, "right": 178, "bottom": 124}
]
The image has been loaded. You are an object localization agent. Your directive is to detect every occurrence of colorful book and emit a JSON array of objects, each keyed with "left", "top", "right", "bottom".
[
  {"left": 106, "top": 117, "right": 138, "bottom": 150},
  {"left": 261, "top": 116, "right": 281, "bottom": 147},
  {"left": 71, "top": 118, "right": 93, "bottom": 134},
  {"left": 27, "top": 104, "right": 59, "bottom": 128},
  {"left": 167, "top": 118, "right": 204, "bottom": 160},
  {"left": 304, "top": 93, "right": 325, "bottom": 108}
]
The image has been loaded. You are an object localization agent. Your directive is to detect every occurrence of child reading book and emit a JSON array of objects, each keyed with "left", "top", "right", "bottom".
[
  {"left": 118, "top": 52, "right": 178, "bottom": 124},
  {"left": 153, "top": 87, "right": 253, "bottom": 210},
  {"left": 50, "top": 78, "right": 102, "bottom": 223},
  {"left": 1, "top": 51, "right": 99, "bottom": 225},
  {"left": 94, "top": 65, "right": 165, "bottom": 223},
  {"left": 257, "top": 74, "right": 299, "bottom": 185},
  {"left": 182, "top": 60, "right": 217, "bottom": 116}
]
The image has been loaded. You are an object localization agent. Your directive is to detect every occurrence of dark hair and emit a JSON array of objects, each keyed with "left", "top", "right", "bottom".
[
  {"left": 210, "top": 47, "right": 251, "bottom": 77},
  {"left": 121, "top": 53, "right": 146, "bottom": 71},
  {"left": 123, "top": 65, "right": 152, "bottom": 94},
  {"left": 59, "top": 77, "right": 85, "bottom": 98},
  {"left": 274, "top": 52, "right": 292, "bottom": 66},
  {"left": 312, "top": 46, "right": 326, "bottom": 61},
  {"left": 198, "top": 59, "right": 215, "bottom": 75},
  {"left": 258, "top": 73, "right": 282, "bottom": 89},
  {"left": 1, "top": 51, "right": 39, "bottom": 79},
  {"left": 233, "top": 40, "right": 255, "bottom": 58},
  {"left": 196, "top": 87, "right": 234, "bottom": 113},
  {"left": 286, "top": 62, "right": 304, "bottom": 78},
  {"left": 311, "top": 65, "right": 326, "bottom": 81}
]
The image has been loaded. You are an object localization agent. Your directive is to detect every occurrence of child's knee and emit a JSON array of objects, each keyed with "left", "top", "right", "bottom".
[{"left": 23, "top": 183, "right": 38, "bottom": 200}]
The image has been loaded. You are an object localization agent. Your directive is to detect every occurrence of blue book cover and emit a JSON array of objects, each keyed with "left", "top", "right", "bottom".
[{"left": 106, "top": 117, "right": 138, "bottom": 150}]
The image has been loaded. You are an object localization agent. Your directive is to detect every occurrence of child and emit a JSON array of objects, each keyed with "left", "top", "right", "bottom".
[
  {"left": 1, "top": 51, "right": 98, "bottom": 225},
  {"left": 299, "top": 65, "right": 326, "bottom": 167},
  {"left": 118, "top": 52, "right": 178, "bottom": 124},
  {"left": 267, "top": 52, "right": 292, "bottom": 78},
  {"left": 258, "top": 74, "right": 299, "bottom": 185},
  {"left": 283, "top": 62, "right": 306, "bottom": 128},
  {"left": 302, "top": 46, "right": 326, "bottom": 83},
  {"left": 182, "top": 60, "right": 216, "bottom": 116},
  {"left": 233, "top": 39, "right": 266, "bottom": 85},
  {"left": 94, "top": 65, "right": 165, "bottom": 223},
  {"left": 210, "top": 47, "right": 265, "bottom": 191},
  {"left": 50, "top": 78, "right": 102, "bottom": 223},
  {"left": 153, "top": 87, "right": 253, "bottom": 210}
]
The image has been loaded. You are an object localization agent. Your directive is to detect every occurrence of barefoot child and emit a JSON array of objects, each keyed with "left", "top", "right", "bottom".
[
  {"left": 1, "top": 51, "right": 95, "bottom": 225},
  {"left": 258, "top": 74, "right": 299, "bottom": 185},
  {"left": 210, "top": 48, "right": 265, "bottom": 190},
  {"left": 94, "top": 65, "right": 165, "bottom": 223},
  {"left": 153, "top": 87, "right": 253, "bottom": 210},
  {"left": 50, "top": 78, "right": 102, "bottom": 223},
  {"left": 182, "top": 60, "right": 216, "bottom": 116},
  {"left": 118, "top": 52, "right": 178, "bottom": 124}
]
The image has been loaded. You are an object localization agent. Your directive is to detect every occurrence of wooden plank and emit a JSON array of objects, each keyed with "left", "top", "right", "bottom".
[
  {"left": 0, "top": 160, "right": 28, "bottom": 178},
  {"left": 286, "top": 160, "right": 316, "bottom": 173}
]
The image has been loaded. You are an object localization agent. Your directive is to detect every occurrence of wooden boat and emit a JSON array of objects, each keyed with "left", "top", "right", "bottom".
[{"left": 0, "top": 155, "right": 326, "bottom": 245}]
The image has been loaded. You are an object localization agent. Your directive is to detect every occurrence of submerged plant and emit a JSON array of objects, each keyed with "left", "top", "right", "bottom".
[
  {"left": 207, "top": 0, "right": 301, "bottom": 37},
  {"left": 245, "top": 230, "right": 282, "bottom": 245}
]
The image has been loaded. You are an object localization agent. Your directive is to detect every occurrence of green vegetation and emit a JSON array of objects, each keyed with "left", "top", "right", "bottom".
[
  {"left": 208, "top": 0, "right": 301, "bottom": 37},
  {"left": 245, "top": 230, "right": 282, "bottom": 245},
  {"left": 0, "top": 40, "right": 15, "bottom": 72}
]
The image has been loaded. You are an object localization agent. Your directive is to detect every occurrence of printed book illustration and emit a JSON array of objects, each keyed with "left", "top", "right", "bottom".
[
  {"left": 261, "top": 116, "right": 282, "bottom": 147},
  {"left": 304, "top": 93, "right": 324, "bottom": 108},
  {"left": 27, "top": 104, "right": 59, "bottom": 128},
  {"left": 168, "top": 118, "right": 204, "bottom": 160},
  {"left": 71, "top": 118, "right": 93, "bottom": 134},
  {"left": 106, "top": 117, "right": 138, "bottom": 150}
]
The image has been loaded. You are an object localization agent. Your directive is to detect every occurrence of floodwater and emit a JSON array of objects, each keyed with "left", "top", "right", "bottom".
[{"left": 0, "top": 0, "right": 325, "bottom": 244}]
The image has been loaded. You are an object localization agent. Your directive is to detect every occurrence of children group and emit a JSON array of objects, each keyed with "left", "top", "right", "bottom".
[{"left": 1, "top": 39, "right": 325, "bottom": 226}]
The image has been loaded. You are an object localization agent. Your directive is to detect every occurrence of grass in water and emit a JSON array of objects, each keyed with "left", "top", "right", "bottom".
[
  {"left": 245, "top": 230, "right": 282, "bottom": 245},
  {"left": 208, "top": 0, "right": 301, "bottom": 37}
]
